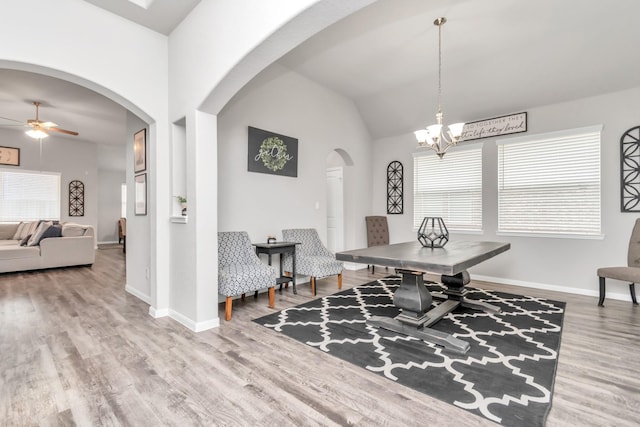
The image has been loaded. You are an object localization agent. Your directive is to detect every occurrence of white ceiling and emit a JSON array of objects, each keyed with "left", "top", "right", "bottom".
[
  {"left": 278, "top": 0, "right": 640, "bottom": 139},
  {"left": 2, "top": 0, "right": 640, "bottom": 171}
]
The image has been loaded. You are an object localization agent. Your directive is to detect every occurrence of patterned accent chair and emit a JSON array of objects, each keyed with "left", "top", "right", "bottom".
[
  {"left": 282, "top": 228, "right": 343, "bottom": 296},
  {"left": 597, "top": 218, "right": 640, "bottom": 306},
  {"left": 218, "top": 231, "right": 277, "bottom": 320},
  {"left": 365, "top": 216, "right": 389, "bottom": 274}
]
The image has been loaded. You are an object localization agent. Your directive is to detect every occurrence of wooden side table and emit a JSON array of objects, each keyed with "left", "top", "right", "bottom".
[{"left": 253, "top": 241, "right": 298, "bottom": 294}]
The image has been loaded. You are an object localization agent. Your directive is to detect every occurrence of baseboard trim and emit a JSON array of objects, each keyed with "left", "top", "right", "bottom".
[
  {"left": 125, "top": 284, "right": 151, "bottom": 304},
  {"left": 168, "top": 309, "right": 220, "bottom": 332},
  {"left": 149, "top": 306, "right": 169, "bottom": 318},
  {"left": 146, "top": 305, "right": 219, "bottom": 331},
  {"left": 471, "top": 274, "right": 632, "bottom": 302},
  {"left": 97, "top": 240, "right": 120, "bottom": 245}
]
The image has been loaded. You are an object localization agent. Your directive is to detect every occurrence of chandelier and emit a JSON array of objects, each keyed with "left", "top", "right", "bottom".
[{"left": 414, "top": 17, "right": 464, "bottom": 158}]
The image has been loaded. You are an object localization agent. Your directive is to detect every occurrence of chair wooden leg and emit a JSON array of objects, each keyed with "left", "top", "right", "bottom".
[
  {"left": 241, "top": 293, "right": 246, "bottom": 301},
  {"left": 268, "top": 287, "right": 275, "bottom": 308},
  {"left": 630, "top": 283, "right": 639, "bottom": 305},
  {"left": 225, "top": 296, "right": 232, "bottom": 321},
  {"left": 372, "top": 265, "right": 375, "bottom": 274},
  {"left": 338, "top": 273, "right": 342, "bottom": 290},
  {"left": 311, "top": 277, "right": 316, "bottom": 296},
  {"left": 598, "top": 277, "right": 605, "bottom": 306}
]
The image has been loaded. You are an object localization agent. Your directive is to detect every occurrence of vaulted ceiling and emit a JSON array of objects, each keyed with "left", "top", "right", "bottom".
[
  {"left": 278, "top": 0, "right": 640, "bottom": 139},
  {"left": 1, "top": 0, "right": 639, "bottom": 165}
]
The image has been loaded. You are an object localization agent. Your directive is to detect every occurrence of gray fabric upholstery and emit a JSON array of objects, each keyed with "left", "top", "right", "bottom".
[
  {"left": 218, "top": 231, "right": 276, "bottom": 297},
  {"left": 597, "top": 266, "right": 640, "bottom": 282},
  {"left": 628, "top": 219, "right": 640, "bottom": 268},
  {"left": 282, "top": 228, "right": 343, "bottom": 280},
  {"left": 365, "top": 216, "right": 389, "bottom": 247},
  {"left": 597, "top": 218, "right": 640, "bottom": 305}
]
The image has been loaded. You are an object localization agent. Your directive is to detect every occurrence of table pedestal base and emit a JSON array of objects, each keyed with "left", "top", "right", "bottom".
[{"left": 367, "top": 269, "right": 500, "bottom": 354}]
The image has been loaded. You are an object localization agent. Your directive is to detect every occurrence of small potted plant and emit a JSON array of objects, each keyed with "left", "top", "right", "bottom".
[{"left": 175, "top": 196, "right": 187, "bottom": 216}]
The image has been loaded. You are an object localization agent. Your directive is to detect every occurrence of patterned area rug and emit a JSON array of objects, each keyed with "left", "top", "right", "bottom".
[{"left": 254, "top": 277, "right": 565, "bottom": 427}]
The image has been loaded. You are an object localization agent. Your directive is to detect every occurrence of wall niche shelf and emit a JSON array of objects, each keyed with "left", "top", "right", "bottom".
[{"left": 170, "top": 216, "right": 188, "bottom": 224}]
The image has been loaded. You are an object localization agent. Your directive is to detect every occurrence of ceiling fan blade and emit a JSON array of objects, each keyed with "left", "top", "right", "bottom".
[
  {"left": 0, "top": 115, "right": 25, "bottom": 123},
  {"left": 48, "top": 127, "right": 79, "bottom": 136}
]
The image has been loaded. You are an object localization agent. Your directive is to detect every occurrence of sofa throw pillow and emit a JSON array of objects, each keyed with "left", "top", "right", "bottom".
[
  {"left": 39, "top": 224, "right": 63, "bottom": 242},
  {"left": 61, "top": 223, "right": 87, "bottom": 237},
  {"left": 19, "top": 234, "right": 32, "bottom": 246},
  {"left": 13, "top": 221, "right": 39, "bottom": 240},
  {"left": 12, "top": 222, "right": 26, "bottom": 240},
  {"left": 27, "top": 221, "right": 53, "bottom": 246}
]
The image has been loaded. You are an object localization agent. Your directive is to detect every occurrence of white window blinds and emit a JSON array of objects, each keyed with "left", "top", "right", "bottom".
[
  {"left": 497, "top": 125, "right": 602, "bottom": 236},
  {"left": 0, "top": 169, "right": 61, "bottom": 222},
  {"left": 413, "top": 146, "right": 483, "bottom": 232}
]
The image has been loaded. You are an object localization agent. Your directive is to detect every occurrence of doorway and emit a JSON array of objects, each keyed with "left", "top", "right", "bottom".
[{"left": 326, "top": 166, "right": 344, "bottom": 253}]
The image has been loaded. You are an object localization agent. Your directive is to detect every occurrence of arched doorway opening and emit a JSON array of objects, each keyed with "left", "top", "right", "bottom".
[{"left": 326, "top": 149, "right": 354, "bottom": 253}]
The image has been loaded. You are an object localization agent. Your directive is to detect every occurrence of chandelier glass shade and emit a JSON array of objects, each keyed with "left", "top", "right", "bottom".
[{"left": 414, "top": 17, "right": 464, "bottom": 159}]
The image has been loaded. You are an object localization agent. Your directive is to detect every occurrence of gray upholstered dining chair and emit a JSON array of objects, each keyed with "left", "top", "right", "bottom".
[
  {"left": 365, "top": 215, "right": 389, "bottom": 273},
  {"left": 218, "top": 231, "right": 277, "bottom": 320},
  {"left": 282, "top": 228, "right": 343, "bottom": 296},
  {"left": 597, "top": 218, "right": 640, "bottom": 306}
]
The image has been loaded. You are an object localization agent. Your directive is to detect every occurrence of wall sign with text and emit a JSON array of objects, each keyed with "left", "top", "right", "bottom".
[
  {"left": 460, "top": 112, "right": 527, "bottom": 142},
  {"left": 247, "top": 126, "right": 298, "bottom": 177}
]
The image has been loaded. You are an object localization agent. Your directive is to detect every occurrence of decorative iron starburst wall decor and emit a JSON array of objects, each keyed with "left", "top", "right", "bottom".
[
  {"left": 69, "top": 180, "right": 85, "bottom": 216},
  {"left": 387, "top": 161, "right": 403, "bottom": 214},
  {"left": 621, "top": 126, "right": 640, "bottom": 212}
]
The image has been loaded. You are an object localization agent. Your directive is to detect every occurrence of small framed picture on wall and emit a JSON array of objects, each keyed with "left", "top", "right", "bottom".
[
  {"left": 135, "top": 173, "right": 147, "bottom": 216},
  {"left": 0, "top": 146, "right": 20, "bottom": 166},
  {"left": 134, "top": 128, "right": 146, "bottom": 173}
]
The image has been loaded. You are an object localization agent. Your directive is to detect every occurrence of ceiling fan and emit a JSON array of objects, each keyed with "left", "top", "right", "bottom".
[{"left": 0, "top": 101, "right": 79, "bottom": 139}]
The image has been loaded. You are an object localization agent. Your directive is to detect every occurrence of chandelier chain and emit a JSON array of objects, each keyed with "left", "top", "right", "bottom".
[{"left": 437, "top": 19, "right": 442, "bottom": 114}]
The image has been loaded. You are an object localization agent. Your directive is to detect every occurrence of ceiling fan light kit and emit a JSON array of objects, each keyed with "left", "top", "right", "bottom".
[
  {"left": 414, "top": 17, "right": 465, "bottom": 159},
  {"left": 25, "top": 128, "right": 49, "bottom": 139}
]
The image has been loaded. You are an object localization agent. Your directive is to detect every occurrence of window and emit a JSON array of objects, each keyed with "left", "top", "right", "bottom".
[
  {"left": 413, "top": 146, "right": 483, "bottom": 232},
  {"left": 0, "top": 169, "right": 61, "bottom": 221},
  {"left": 497, "top": 125, "right": 602, "bottom": 237}
]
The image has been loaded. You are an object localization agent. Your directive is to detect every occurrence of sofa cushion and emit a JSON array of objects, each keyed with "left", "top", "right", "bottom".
[
  {"left": 0, "top": 223, "right": 19, "bottom": 240},
  {"left": 13, "top": 221, "right": 39, "bottom": 240},
  {"left": 61, "top": 223, "right": 88, "bottom": 237},
  {"left": 0, "top": 239, "right": 19, "bottom": 246},
  {"left": 0, "top": 245, "right": 40, "bottom": 260},
  {"left": 27, "top": 221, "right": 54, "bottom": 246}
]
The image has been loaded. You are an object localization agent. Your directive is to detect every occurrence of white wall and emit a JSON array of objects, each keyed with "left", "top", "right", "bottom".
[
  {"left": 0, "top": 129, "right": 98, "bottom": 228},
  {"left": 125, "top": 113, "right": 151, "bottom": 303},
  {"left": 372, "top": 86, "right": 640, "bottom": 300},
  {"left": 217, "top": 64, "right": 372, "bottom": 251}
]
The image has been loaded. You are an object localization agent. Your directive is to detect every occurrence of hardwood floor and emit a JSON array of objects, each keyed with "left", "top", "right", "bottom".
[{"left": 1, "top": 247, "right": 639, "bottom": 426}]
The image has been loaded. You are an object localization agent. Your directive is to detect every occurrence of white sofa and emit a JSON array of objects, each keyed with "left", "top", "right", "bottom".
[{"left": 0, "top": 222, "right": 96, "bottom": 274}]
